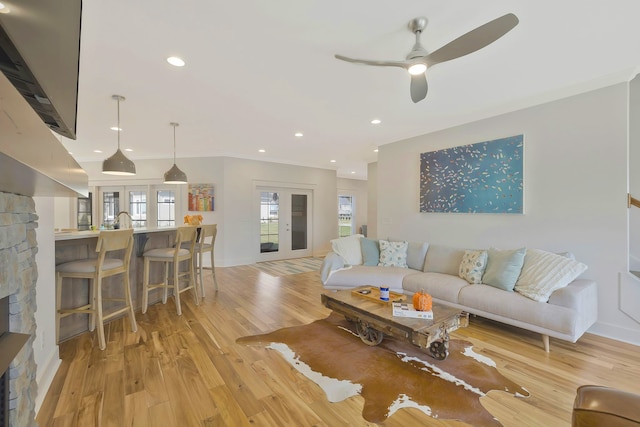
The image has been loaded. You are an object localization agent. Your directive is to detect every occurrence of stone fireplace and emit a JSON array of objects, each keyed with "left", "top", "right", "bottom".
[{"left": 0, "top": 192, "right": 39, "bottom": 427}]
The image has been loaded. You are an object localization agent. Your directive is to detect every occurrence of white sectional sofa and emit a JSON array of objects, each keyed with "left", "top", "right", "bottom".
[{"left": 320, "top": 235, "right": 598, "bottom": 351}]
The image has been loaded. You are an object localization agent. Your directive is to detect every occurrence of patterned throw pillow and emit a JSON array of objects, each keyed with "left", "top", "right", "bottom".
[
  {"left": 458, "top": 250, "right": 488, "bottom": 284},
  {"left": 378, "top": 240, "right": 408, "bottom": 268}
]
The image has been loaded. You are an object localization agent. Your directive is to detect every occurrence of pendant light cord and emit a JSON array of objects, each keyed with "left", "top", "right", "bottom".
[
  {"left": 117, "top": 97, "right": 121, "bottom": 150},
  {"left": 171, "top": 122, "right": 179, "bottom": 163}
]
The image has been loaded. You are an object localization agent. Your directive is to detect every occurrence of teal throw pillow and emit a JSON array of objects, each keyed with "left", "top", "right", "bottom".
[
  {"left": 482, "top": 247, "right": 526, "bottom": 291},
  {"left": 360, "top": 238, "right": 380, "bottom": 266}
]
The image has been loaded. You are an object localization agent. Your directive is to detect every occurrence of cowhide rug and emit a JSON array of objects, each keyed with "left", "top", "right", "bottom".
[{"left": 237, "top": 312, "right": 529, "bottom": 425}]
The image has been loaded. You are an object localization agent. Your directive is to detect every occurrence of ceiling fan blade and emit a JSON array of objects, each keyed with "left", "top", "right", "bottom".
[
  {"left": 410, "top": 73, "right": 428, "bottom": 103},
  {"left": 425, "top": 13, "right": 519, "bottom": 67},
  {"left": 334, "top": 54, "right": 408, "bottom": 69}
]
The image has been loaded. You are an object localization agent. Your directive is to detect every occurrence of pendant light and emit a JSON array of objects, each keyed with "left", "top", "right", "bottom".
[
  {"left": 164, "top": 122, "right": 188, "bottom": 184},
  {"left": 102, "top": 95, "right": 136, "bottom": 175}
]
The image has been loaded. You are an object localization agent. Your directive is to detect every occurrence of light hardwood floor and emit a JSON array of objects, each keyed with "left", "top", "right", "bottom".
[{"left": 37, "top": 265, "right": 640, "bottom": 427}]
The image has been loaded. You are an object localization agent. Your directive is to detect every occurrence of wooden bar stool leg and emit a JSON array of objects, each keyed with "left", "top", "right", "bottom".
[
  {"left": 142, "top": 257, "right": 150, "bottom": 314},
  {"left": 88, "top": 278, "right": 96, "bottom": 332},
  {"left": 198, "top": 250, "right": 204, "bottom": 298},
  {"left": 210, "top": 249, "right": 218, "bottom": 291},
  {"left": 174, "top": 260, "right": 182, "bottom": 316},
  {"left": 191, "top": 256, "right": 199, "bottom": 305},
  {"left": 95, "top": 277, "right": 106, "bottom": 350},
  {"left": 163, "top": 262, "right": 169, "bottom": 304},
  {"left": 124, "top": 270, "right": 137, "bottom": 332},
  {"left": 55, "top": 273, "right": 62, "bottom": 344}
]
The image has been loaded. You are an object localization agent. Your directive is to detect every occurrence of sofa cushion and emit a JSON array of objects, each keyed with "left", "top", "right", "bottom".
[
  {"left": 402, "top": 272, "right": 468, "bottom": 303},
  {"left": 322, "top": 265, "right": 417, "bottom": 293},
  {"left": 514, "top": 249, "right": 588, "bottom": 302},
  {"left": 360, "top": 238, "right": 380, "bottom": 266},
  {"left": 423, "top": 245, "right": 465, "bottom": 275},
  {"left": 378, "top": 240, "right": 408, "bottom": 268},
  {"left": 482, "top": 247, "right": 526, "bottom": 291},
  {"left": 407, "top": 242, "right": 429, "bottom": 271},
  {"left": 331, "top": 234, "right": 364, "bottom": 265},
  {"left": 458, "top": 250, "right": 488, "bottom": 284},
  {"left": 458, "top": 284, "right": 576, "bottom": 336}
]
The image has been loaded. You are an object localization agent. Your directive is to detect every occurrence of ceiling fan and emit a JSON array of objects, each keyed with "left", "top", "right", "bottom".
[{"left": 335, "top": 13, "right": 519, "bottom": 103}]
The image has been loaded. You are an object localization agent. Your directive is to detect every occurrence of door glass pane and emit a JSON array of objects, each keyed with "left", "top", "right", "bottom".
[
  {"left": 129, "top": 191, "right": 147, "bottom": 228},
  {"left": 77, "top": 192, "right": 92, "bottom": 231},
  {"left": 157, "top": 190, "right": 175, "bottom": 227},
  {"left": 291, "top": 194, "right": 307, "bottom": 250},
  {"left": 338, "top": 195, "right": 354, "bottom": 237},
  {"left": 103, "top": 192, "right": 119, "bottom": 227},
  {"left": 260, "top": 191, "right": 279, "bottom": 253}
]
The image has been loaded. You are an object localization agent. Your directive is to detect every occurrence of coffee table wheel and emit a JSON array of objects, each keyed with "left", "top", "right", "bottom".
[
  {"left": 356, "top": 320, "right": 384, "bottom": 346},
  {"left": 429, "top": 340, "right": 449, "bottom": 360}
]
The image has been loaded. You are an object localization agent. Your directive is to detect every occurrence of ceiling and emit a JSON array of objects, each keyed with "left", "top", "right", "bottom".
[{"left": 62, "top": 0, "right": 640, "bottom": 180}]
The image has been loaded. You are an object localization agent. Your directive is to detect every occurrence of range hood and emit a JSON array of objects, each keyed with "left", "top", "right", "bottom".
[{"left": 0, "top": 71, "right": 87, "bottom": 197}]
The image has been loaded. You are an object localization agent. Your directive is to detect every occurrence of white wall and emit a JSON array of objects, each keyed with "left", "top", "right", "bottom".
[
  {"left": 367, "top": 162, "right": 378, "bottom": 239},
  {"left": 33, "top": 197, "right": 61, "bottom": 413},
  {"left": 337, "top": 177, "right": 368, "bottom": 236},
  {"left": 221, "top": 157, "right": 337, "bottom": 265},
  {"left": 377, "top": 82, "right": 640, "bottom": 345}
]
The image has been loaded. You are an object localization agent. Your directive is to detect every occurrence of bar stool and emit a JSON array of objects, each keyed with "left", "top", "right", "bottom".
[
  {"left": 141, "top": 226, "right": 198, "bottom": 316},
  {"left": 194, "top": 224, "right": 219, "bottom": 297},
  {"left": 55, "top": 228, "right": 137, "bottom": 350}
]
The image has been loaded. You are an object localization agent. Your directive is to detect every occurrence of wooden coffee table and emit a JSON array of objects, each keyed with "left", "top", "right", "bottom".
[{"left": 321, "top": 287, "right": 469, "bottom": 360}]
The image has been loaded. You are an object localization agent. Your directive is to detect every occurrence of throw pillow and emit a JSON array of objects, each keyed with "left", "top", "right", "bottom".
[
  {"left": 458, "top": 250, "right": 488, "bottom": 284},
  {"left": 330, "top": 234, "right": 364, "bottom": 265},
  {"left": 360, "top": 238, "right": 380, "bottom": 266},
  {"left": 514, "top": 248, "right": 588, "bottom": 302},
  {"left": 378, "top": 240, "right": 409, "bottom": 268},
  {"left": 482, "top": 247, "right": 526, "bottom": 291}
]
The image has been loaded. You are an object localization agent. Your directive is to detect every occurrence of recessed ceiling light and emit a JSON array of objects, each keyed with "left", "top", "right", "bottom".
[
  {"left": 0, "top": 3, "right": 9, "bottom": 13},
  {"left": 374, "top": 148, "right": 379, "bottom": 152},
  {"left": 93, "top": 149, "right": 103, "bottom": 153},
  {"left": 167, "top": 56, "right": 185, "bottom": 67},
  {"left": 294, "top": 132, "right": 303, "bottom": 137},
  {"left": 258, "top": 149, "right": 266, "bottom": 153},
  {"left": 351, "top": 171, "right": 356, "bottom": 174},
  {"left": 371, "top": 119, "right": 381, "bottom": 125},
  {"left": 68, "top": 151, "right": 73, "bottom": 155},
  {"left": 124, "top": 148, "right": 133, "bottom": 152},
  {"left": 330, "top": 159, "right": 336, "bottom": 163},
  {"left": 110, "top": 126, "right": 122, "bottom": 131}
]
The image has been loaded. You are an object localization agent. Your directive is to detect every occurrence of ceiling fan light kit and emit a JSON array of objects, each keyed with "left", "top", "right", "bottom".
[
  {"left": 103, "top": 95, "right": 136, "bottom": 175},
  {"left": 335, "top": 13, "right": 519, "bottom": 103}
]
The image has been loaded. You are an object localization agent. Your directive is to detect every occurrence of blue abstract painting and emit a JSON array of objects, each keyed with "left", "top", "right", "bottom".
[{"left": 419, "top": 135, "right": 524, "bottom": 213}]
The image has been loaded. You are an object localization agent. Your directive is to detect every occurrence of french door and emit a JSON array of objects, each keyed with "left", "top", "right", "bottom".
[{"left": 258, "top": 187, "right": 313, "bottom": 261}]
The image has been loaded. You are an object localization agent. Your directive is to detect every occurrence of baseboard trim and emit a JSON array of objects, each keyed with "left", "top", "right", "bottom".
[
  {"left": 35, "top": 348, "right": 61, "bottom": 415},
  {"left": 588, "top": 321, "right": 640, "bottom": 347}
]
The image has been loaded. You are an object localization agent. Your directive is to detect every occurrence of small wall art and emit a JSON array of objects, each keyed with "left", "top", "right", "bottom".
[
  {"left": 419, "top": 134, "right": 524, "bottom": 214},
  {"left": 188, "top": 183, "right": 214, "bottom": 212}
]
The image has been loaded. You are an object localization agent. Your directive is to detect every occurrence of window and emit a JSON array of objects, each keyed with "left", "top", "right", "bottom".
[
  {"left": 157, "top": 190, "right": 176, "bottom": 227},
  {"left": 102, "top": 191, "right": 120, "bottom": 227},
  {"left": 338, "top": 195, "right": 354, "bottom": 237},
  {"left": 77, "top": 192, "right": 92, "bottom": 231},
  {"left": 129, "top": 191, "right": 147, "bottom": 228},
  {"left": 260, "top": 191, "right": 279, "bottom": 252}
]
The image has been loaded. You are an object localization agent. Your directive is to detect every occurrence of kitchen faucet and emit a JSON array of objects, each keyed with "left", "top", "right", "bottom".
[{"left": 115, "top": 211, "right": 133, "bottom": 229}]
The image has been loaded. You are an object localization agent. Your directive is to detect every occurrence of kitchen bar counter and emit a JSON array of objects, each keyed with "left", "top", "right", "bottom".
[
  {"left": 54, "top": 226, "right": 178, "bottom": 241},
  {"left": 55, "top": 226, "right": 180, "bottom": 342}
]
